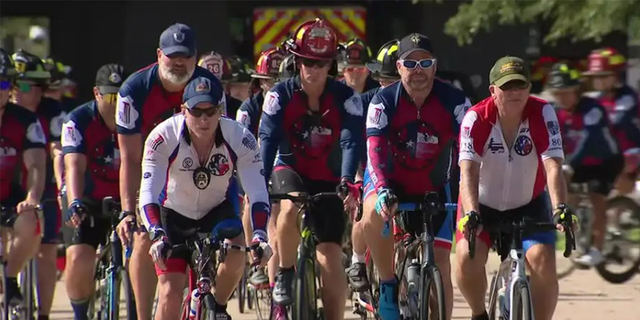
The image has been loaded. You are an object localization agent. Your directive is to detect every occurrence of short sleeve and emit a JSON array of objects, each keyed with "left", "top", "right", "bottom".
[
  {"left": 116, "top": 84, "right": 142, "bottom": 134},
  {"left": 24, "top": 116, "right": 47, "bottom": 150},
  {"left": 61, "top": 119, "right": 85, "bottom": 154},
  {"left": 540, "top": 104, "right": 564, "bottom": 160},
  {"left": 365, "top": 94, "right": 389, "bottom": 136},
  {"left": 458, "top": 110, "right": 485, "bottom": 163}
]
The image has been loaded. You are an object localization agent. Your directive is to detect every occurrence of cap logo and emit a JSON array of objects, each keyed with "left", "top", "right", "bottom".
[
  {"left": 500, "top": 62, "right": 523, "bottom": 74},
  {"left": 173, "top": 32, "right": 185, "bottom": 43},
  {"left": 307, "top": 27, "right": 332, "bottom": 54},
  {"left": 108, "top": 72, "right": 121, "bottom": 84},
  {"left": 411, "top": 34, "right": 420, "bottom": 45},
  {"left": 196, "top": 80, "right": 210, "bottom": 93}
]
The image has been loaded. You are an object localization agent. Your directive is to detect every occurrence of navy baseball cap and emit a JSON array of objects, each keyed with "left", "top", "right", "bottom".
[
  {"left": 159, "top": 23, "right": 196, "bottom": 57},
  {"left": 182, "top": 77, "right": 224, "bottom": 109}
]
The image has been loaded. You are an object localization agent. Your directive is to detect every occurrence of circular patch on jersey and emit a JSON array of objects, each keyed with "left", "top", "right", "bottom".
[
  {"left": 193, "top": 167, "right": 211, "bottom": 190},
  {"left": 514, "top": 135, "right": 533, "bottom": 156},
  {"left": 207, "top": 154, "right": 230, "bottom": 176},
  {"left": 182, "top": 157, "right": 193, "bottom": 169}
]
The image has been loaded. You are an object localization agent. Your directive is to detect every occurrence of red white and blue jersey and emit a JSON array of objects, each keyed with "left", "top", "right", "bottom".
[
  {"left": 236, "top": 90, "right": 264, "bottom": 136},
  {"left": 459, "top": 96, "right": 564, "bottom": 211},
  {"left": 597, "top": 85, "right": 640, "bottom": 152},
  {"left": 0, "top": 103, "right": 47, "bottom": 202},
  {"left": 259, "top": 77, "right": 364, "bottom": 183},
  {"left": 555, "top": 97, "right": 619, "bottom": 168},
  {"left": 61, "top": 101, "right": 120, "bottom": 202},
  {"left": 365, "top": 79, "right": 471, "bottom": 195},
  {"left": 115, "top": 64, "right": 224, "bottom": 139}
]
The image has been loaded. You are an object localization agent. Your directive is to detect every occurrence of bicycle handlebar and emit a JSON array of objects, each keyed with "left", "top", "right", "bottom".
[
  {"left": 270, "top": 192, "right": 342, "bottom": 204},
  {"left": 381, "top": 198, "right": 458, "bottom": 238}
]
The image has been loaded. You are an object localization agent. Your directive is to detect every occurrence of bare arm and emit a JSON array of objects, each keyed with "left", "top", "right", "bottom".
[
  {"left": 50, "top": 141, "right": 64, "bottom": 190},
  {"left": 459, "top": 159, "right": 481, "bottom": 214},
  {"left": 22, "top": 148, "right": 47, "bottom": 203},
  {"left": 543, "top": 157, "right": 568, "bottom": 209},
  {"left": 64, "top": 153, "right": 86, "bottom": 202},
  {"left": 118, "top": 134, "right": 142, "bottom": 212}
]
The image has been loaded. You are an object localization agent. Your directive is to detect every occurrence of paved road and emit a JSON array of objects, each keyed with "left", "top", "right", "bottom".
[{"left": 49, "top": 254, "right": 640, "bottom": 320}]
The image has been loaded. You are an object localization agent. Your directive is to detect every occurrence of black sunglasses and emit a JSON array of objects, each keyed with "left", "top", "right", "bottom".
[
  {"left": 500, "top": 80, "right": 530, "bottom": 91},
  {"left": 187, "top": 106, "right": 220, "bottom": 118},
  {"left": 301, "top": 58, "right": 330, "bottom": 68}
]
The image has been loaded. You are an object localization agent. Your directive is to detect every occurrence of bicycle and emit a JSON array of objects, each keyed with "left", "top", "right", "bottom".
[
  {"left": 176, "top": 231, "right": 250, "bottom": 320},
  {"left": 236, "top": 261, "right": 254, "bottom": 313},
  {"left": 467, "top": 214, "right": 575, "bottom": 320},
  {"left": 85, "top": 197, "right": 136, "bottom": 320},
  {"left": 248, "top": 266, "right": 271, "bottom": 320},
  {"left": 269, "top": 191, "right": 344, "bottom": 320}
]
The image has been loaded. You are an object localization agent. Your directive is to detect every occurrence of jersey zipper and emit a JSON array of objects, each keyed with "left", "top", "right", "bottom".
[{"left": 496, "top": 121, "right": 523, "bottom": 211}]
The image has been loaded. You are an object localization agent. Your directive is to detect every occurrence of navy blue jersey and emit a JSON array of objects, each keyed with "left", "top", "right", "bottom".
[{"left": 236, "top": 90, "right": 264, "bottom": 136}]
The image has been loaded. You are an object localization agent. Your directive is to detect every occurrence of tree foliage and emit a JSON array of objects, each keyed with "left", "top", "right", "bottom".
[{"left": 420, "top": 0, "right": 640, "bottom": 46}]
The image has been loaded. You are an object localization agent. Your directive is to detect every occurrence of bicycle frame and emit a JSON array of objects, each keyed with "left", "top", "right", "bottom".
[{"left": 499, "top": 224, "right": 533, "bottom": 320}]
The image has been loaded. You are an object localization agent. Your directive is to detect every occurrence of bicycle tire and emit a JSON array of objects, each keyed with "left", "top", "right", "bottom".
[
  {"left": 203, "top": 294, "right": 216, "bottom": 320},
  {"left": 292, "top": 258, "right": 316, "bottom": 320},
  {"left": 252, "top": 287, "right": 270, "bottom": 320},
  {"left": 419, "top": 267, "right": 446, "bottom": 320},
  {"left": 247, "top": 282, "right": 254, "bottom": 310},
  {"left": 486, "top": 272, "right": 499, "bottom": 320},
  {"left": 511, "top": 282, "right": 533, "bottom": 320},
  {"left": 238, "top": 272, "right": 247, "bottom": 313},
  {"left": 121, "top": 270, "right": 137, "bottom": 320},
  {"left": 595, "top": 196, "right": 640, "bottom": 284},
  {"left": 107, "top": 271, "right": 122, "bottom": 320}
]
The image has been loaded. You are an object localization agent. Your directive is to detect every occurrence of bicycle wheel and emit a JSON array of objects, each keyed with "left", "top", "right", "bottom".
[
  {"left": 238, "top": 270, "right": 247, "bottom": 313},
  {"left": 595, "top": 196, "right": 640, "bottom": 284},
  {"left": 19, "top": 259, "right": 37, "bottom": 320},
  {"left": 292, "top": 258, "right": 316, "bottom": 320},
  {"left": 511, "top": 282, "right": 533, "bottom": 320},
  {"left": 121, "top": 271, "right": 137, "bottom": 320},
  {"left": 419, "top": 267, "right": 446, "bottom": 320},
  {"left": 252, "top": 286, "right": 271, "bottom": 320}
]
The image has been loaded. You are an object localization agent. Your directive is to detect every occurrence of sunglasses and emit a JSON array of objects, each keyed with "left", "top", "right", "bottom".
[
  {"left": 15, "top": 81, "right": 42, "bottom": 93},
  {"left": 187, "top": 106, "right": 221, "bottom": 118},
  {"left": 301, "top": 58, "right": 330, "bottom": 68},
  {"left": 500, "top": 81, "right": 530, "bottom": 91},
  {"left": 344, "top": 66, "right": 368, "bottom": 73},
  {"left": 101, "top": 93, "right": 118, "bottom": 104},
  {"left": 399, "top": 59, "right": 437, "bottom": 70},
  {"left": 0, "top": 80, "right": 10, "bottom": 91}
]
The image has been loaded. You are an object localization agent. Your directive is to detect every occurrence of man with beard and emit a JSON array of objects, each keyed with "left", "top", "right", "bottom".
[
  {"left": 60, "top": 64, "right": 126, "bottom": 320},
  {"left": 115, "top": 23, "right": 222, "bottom": 320},
  {"left": 12, "top": 49, "right": 66, "bottom": 320},
  {"left": 361, "top": 33, "right": 470, "bottom": 320},
  {"left": 0, "top": 48, "right": 47, "bottom": 313}
]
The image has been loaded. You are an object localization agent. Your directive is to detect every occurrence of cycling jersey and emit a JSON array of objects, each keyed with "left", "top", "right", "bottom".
[
  {"left": 259, "top": 76, "right": 364, "bottom": 183},
  {"left": 236, "top": 90, "right": 264, "bottom": 136},
  {"left": 366, "top": 79, "right": 470, "bottom": 195},
  {"left": 36, "top": 97, "right": 66, "bottom": 197},
  {"left": 225, "top": 93, "right": 242, "bottom": 120},
  {"left": 459, "top": 96, "right": 564, "bottom": 211},
  {"left": 0, "top": 103, "right": 47, "bottom": 202},
  {"left": 597, "top": 85, "right": 640, "bottom": 152},
  {"left": 116, "top": 64, "right": 224, "bottom": 138},
  {"left": 555, "top": 97, "right": 619, "bottom": 168},
  {"left": 139, "top": 115, "right": 269, "bottom": 238},
  {"left": 61, "top": 101, "right": 120, "bottom": 201}
]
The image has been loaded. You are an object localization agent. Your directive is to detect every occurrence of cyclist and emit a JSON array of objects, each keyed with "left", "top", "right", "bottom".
[
  {"left": 362, "top": 33, "right": 470, "bottom": 320},
  {"left": 456, "top": 56, "right": 571, "bottom": 320},
  {"left": 227, "top": 56, "right": 255, "bottom": 103},
  {"left": 115, "top": 23, "right": 223, "bottom": 320},
  {"left": 0, "top": 48, "right": 47, "bottom": 308},
  {"left": 140, "top": 76, "right": 270, "bottom": 320},
  {"left": 61, "top": 64, "right": 126, "bottom": 320},
  {"left": 583, "top": 49, "right": 640, "bottom": 201},
  {"left": 549, "top": 63, "right": 623, "bottom": 267},
  {"left": 236, "top": 47, "right": 284, "bottom": 290},
  {"left": 12, "top": 49, "right": 65, "bottom": 320},
  {"left": 346, "top": 39, "right": 400, "bottom": 292},
  {"left": 338, "top": 38, "right": 379, "bottom": 94},
  {"left": 43, "top": 57, "right": 77, "bottom": 113},
  {"left": 198, "top": 51, "right": 235, "bottom": 116},
  {"left": 259, "top": 18, "right": 363, "bottom": 320}
]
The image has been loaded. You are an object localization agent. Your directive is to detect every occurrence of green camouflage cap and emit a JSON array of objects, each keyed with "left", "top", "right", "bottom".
[{"left": 489, "top": 56, "right": 530, "bottom": 87}]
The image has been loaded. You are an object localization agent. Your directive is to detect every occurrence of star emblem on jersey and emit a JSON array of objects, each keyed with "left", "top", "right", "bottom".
[
  {"left": 104, "top": 155, "right": 113, "bottom": 164},
  {"left": 173, "top": 32, "right": 185, "bottom": 43},
  {"left": 514, "top": 135, "right": 533, "bottom": 156},
  {"left": 393, "top": 121, "right": 440, "bottom": 170}
]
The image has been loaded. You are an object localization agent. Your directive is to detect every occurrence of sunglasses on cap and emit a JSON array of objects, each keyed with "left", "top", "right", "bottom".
[
  {"left": 399, "top": 59, "right": 436, "bottom": 70},
  {"left": 187, "top": 105, "right": 222, "bottom": 118},
  {"left": 0, "top": 80, "right": 11, "bottom": 91},
  {"left": 499, "top": 80, "right": 530, "bottom": 91},
  {"left": 301, "top": 58, "right": 330, "bottom": 68}
]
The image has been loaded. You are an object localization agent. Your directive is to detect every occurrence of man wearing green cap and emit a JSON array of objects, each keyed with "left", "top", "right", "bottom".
[{"left": 455, "top": 56, "right": 575, "bottom": 320}]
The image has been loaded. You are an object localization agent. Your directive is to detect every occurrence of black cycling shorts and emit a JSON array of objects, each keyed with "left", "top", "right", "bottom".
[
  {"left": 62, "top": 200, "right": 111, "bottom": 249},
  {"left": 572, "top": 156, "right": 623, "bottom": 195},
  {"left": 158, "top": 199, "right": 243, "bottom": 274},
  {"left": 270, "top": 165, "right": 345, "bottom": 245}
]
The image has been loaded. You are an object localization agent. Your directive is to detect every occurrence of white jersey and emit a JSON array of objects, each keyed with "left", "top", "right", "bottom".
[
  {"left": 459, "top": 96, "right": 564, "bottom": 211},
  {"left": 139, "top": 114, "right": 268, "bottom": 229}
]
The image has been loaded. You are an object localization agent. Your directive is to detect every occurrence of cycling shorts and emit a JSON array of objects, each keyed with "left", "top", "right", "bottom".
[
  {"left": 572, "top": 156, "right": 623, "bottom": 195},
  {"left": 363, "top": 169, "right": 454, "bottom": 250},
  {"left": 1, "top": 186, "right": 60, "bottom": 242},
  {"left": 455, "top": 193, "right": 555, "bottom": 255},
  {"left": 157, "top": 198, "right": 242, "bottom": 275},
  {"left": 270, "top": 165, "right": 345, "bottom": 245},
  {"left": 62, "top": 199, "right": 111, "bottom": 249}
]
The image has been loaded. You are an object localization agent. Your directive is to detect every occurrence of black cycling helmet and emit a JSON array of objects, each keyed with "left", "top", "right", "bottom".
[
  {"left": 338, "top": 38, "right": 372, "bottom": 67},
  {"left": 228, "top": 56, "right": 254, "bottom": 83},
  {"left": 547, "top": 63, "right": 581, "bottom": 90},
  {"left": 278, "top": 54, "right": 296, "bottom": 81},
  {"left": 43, "top": 57, "right": 67, "bottom": 87},
  {"left": 0, "top": 48, "right": 17, "bottom": 78},
  {"left": 366, "top": 39, "right": 400, "bottom": 79},
  {"left": 12, "top": 49, "right": 51, "bottom": 84}
]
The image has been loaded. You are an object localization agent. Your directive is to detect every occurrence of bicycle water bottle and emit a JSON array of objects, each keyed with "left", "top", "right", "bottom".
[
  {"left": 406, "top": 260, "right": 420, "bottom": 313},
  {"left": 188, "top": 289, "right": 200, "bottom": 320}
]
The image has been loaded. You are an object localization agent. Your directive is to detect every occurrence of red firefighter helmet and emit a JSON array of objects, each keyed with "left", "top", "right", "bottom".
[
  {"left": 289, "top": 19, "right": 338, "bottom": 61},
  {"left": 252, "top": 47, "right": 285, "bottom": 79},
  {"left": 584, "top": 47, "right": 626, "bottom": 76},
  {"left": 198, "top": 51, "right": 233, "bottom": 82}
]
